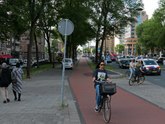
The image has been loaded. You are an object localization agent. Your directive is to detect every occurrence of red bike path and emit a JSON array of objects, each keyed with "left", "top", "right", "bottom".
[{"left": 69, "top": 58, "right": 165, "bottom": 124}]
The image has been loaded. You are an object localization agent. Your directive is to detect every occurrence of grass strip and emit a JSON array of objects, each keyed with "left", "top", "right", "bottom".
[{"left": 23, "top": 63, "right": 52, "bottom": 79}]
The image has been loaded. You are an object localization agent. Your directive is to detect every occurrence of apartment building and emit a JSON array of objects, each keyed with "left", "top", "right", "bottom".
[
  {"left": 19, "top": 31, "right": 45, "bottom": 60},
  {"left": 0, "top": 31, "right": 45, "bottom": 61},
  {"left": 102, "top": 35, "right": 115, "bottom": 54},
  {"left": 124, "top": 11, "right": 148, "bottom": 55}
]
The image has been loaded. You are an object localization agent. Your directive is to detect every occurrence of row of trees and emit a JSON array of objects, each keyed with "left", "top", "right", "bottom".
[
  {"left": 136, "top": 0, "right": 165, "bottom": 56},
  {"left": 0, "top": 0, "right": 143, "bottom": 78}
]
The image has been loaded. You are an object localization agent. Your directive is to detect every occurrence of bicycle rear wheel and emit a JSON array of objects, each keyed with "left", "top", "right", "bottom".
[
  {"left": 103, "top": 96, "right": 111, "bottom": 123},
  {"left": 138, "top": 76, "right": 145, "bottom": 84}
]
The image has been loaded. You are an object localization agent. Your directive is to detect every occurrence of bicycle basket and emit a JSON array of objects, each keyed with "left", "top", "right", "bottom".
[{"left": 101, "top": 83, "right": 117, "bottom": 95}]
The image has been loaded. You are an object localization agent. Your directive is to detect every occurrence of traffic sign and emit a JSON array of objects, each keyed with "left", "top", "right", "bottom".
[{"left": 58, "top": 19, "right": 74, "bottom": 36}]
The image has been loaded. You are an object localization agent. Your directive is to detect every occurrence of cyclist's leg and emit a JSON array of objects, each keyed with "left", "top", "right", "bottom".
[
  {"left": 134, "top": 69, "right": 138, "bottom": 80},
  {"left": 95, "top": 85, "right": 101, "bottom": 111},
  {"left": 133, "top": 68, "right": 136, "bottom": 80},
  {"left": 129, "top": 68, "right": 133, "bottom": 79}
]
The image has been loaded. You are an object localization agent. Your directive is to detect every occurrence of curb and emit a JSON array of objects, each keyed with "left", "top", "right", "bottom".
[{"left": 107, "top": 69, "right": 123, "bottom": 79}]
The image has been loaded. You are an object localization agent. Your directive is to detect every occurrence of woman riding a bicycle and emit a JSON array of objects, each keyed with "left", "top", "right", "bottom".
[
  {"left": 135, "top": 60, "right": 145, "bottom": 79},
  {"left": 92, "top": 61, "right": 111, "bottom": 112}
]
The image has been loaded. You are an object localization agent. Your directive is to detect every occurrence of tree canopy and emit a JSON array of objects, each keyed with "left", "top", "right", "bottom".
[{"left": 136, "top": 0, "right": 165, "bottom": 55}]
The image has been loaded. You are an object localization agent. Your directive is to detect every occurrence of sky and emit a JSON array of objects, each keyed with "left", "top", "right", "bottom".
[{"left": 142, "top": 0, "right": 159, "bottom": 19}]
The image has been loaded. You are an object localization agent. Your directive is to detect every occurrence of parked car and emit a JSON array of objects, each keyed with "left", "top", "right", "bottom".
[
  {"left": 142, "top": 59, "right": 161, "bottom": 75},
  {"left": 62, "top": 58, "right": 74, "bottom": 69},
  {"left": 116, "top": 55, "right": 134, "bottom": 64},
  {"left": 116, "top": 56, "right": 125, "bottom": 64},
  {"left": 118, "top": 59, "right": 130, "bottom": 69},
  {"left": 135, "top": 56, "right": 143, "bottom": 61},
  {"left": 156, "top": 57, "right": 165, "bottom": 64}
]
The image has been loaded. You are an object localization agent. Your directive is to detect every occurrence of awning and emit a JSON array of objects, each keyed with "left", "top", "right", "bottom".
[{"left": 0, "top": 54, "right": 13, "bottom": 59}]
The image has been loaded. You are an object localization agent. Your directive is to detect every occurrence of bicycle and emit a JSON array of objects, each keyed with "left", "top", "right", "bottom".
[
  {"left": 128, "top": 71, "right": 145, "bottom": 86},
  {"left": 95, "top": 81, "right": 116, "bottom": 123}
]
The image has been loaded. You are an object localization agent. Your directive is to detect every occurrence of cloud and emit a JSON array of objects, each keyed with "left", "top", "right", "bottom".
[{"left": 143, "top": 0, "right": 159, "bottom": 19}]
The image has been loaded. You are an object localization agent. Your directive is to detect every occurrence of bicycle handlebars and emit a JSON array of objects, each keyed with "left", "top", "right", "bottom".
[{"left": 94, "top": 80, "right": 112, "bottom": 84}]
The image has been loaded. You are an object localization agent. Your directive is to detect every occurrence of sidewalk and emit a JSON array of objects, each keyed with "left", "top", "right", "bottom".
[
  {"left": 0, "top": 68, "right": 81, "bottom": 124},
  {"left": 69, "top": 57, "right": 165, "bottom": 124}
]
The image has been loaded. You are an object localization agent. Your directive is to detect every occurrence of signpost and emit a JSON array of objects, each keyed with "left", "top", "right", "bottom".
[{"left": 58, "top": 19, "right": 74, "bottom": 105}]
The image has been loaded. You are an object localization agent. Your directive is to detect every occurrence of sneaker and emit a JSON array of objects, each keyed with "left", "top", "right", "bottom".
[
  {"left": 94, "top": 106, "right": 99, "bottom": 112},
  {"left": 3, "top": 100, "right": 7, "bottom": 103}
]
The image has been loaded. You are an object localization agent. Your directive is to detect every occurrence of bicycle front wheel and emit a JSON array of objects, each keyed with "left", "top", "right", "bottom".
[
  {"left": 125, "top": 70, "right": 130, "bottom": 79},
  {"left": 103, "top": 96, "right": 111, "bottom": 123},
  {"left": 129, "top": 76, "right": 136, "bottom": 86}
]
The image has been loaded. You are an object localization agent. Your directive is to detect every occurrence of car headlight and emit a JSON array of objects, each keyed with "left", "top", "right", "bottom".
[{"left": 157, "top": 66, "right": 161, "bottom": 70}]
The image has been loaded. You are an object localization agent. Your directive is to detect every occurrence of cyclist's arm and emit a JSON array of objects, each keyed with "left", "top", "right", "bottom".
[
  {"left": 140, "top": 66, "right": 145, "bottom": 73},
  {"left": 105, "top": 70, "right": 112, "bottom": 82},
  {"left": 129, "top": 62, "right": 133, "bottom": 68},
  {"left": 92, "top": 77, "right": 96, "bottom": 82},
  {"left": 92, "top": 70, "right": 97, "bottom": 82},
  {"left": 106, "top": 78, "right": 112, "bottom": 83}
]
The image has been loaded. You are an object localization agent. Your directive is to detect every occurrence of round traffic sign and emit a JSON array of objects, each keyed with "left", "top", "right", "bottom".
[{"left": 58, "top": 19, "right": 74, "bottom": 36}]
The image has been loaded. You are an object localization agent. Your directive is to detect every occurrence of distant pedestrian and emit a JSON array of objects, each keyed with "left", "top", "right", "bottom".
[
  {"left": 11, "top": 63, "right": 23, "bottom": 101},
  {"left": 0, "top": 62, "right": 12, "bottom": 103}
]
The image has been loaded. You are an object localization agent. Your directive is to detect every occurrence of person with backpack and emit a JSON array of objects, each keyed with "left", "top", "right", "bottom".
[
  {"left": 0, "top": 62, "right": 12, "bottom": 103},
  {"left": 11, "top": 62, "right": 23, "bottom": 101}
]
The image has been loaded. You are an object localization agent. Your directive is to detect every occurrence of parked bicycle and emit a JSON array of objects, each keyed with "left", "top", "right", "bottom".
[
  {"left": 128, "top": 71, "right": 145, "bottom": 86},
  {"left": 95, "top": 80, "right": 117, "bottom": 123}
]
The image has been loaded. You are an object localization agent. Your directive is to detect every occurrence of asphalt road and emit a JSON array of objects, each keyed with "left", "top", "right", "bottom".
[{"left": 145, "top": 71, "right": 165, "bottom": 87}]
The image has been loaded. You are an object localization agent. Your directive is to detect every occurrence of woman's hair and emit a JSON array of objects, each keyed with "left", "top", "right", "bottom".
[{"left": 95, "top": 60, "right": 105, "bottom": 69}]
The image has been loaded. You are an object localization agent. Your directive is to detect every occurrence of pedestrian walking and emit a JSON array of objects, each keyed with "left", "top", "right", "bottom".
[
  {"left": 11, "top": 62, "right": 23, "bottom": 101},
  {"left": 0, "top": 62, "right": 12, "bottom": 103}
]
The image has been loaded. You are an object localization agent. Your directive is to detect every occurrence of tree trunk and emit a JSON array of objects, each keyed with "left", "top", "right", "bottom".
[
  {"left": 27, "top": 25, "right": 34, "bottom": 78},
  {"left": 99, "top": 12, "right": 107, "bottom": 62},
  {"left": 95, "top": 15, "right": 103, "bottom": 63},
  {"left": 34, "top": 32, "right": 39, "bottom": 68},
  {"left": 45, "top": 32, "right": 52, "bottom": 63}
]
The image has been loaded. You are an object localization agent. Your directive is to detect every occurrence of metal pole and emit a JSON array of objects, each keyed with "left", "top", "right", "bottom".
[{"left": 61, "top": 19, "right": 68, "bottom": 105}]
